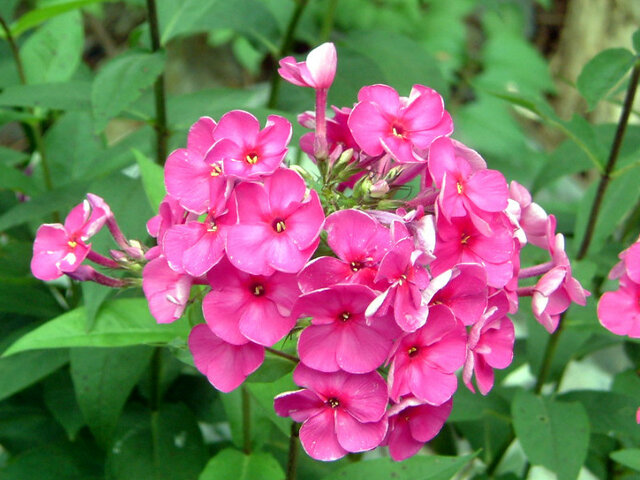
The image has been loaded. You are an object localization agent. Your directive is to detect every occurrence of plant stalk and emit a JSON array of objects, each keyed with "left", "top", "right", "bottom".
[
  {"left": 286, "top": 423, "right": 300, "bottom": 480},
  {"left": 265, "top": 346, "right": 299, "bottom": 363}
]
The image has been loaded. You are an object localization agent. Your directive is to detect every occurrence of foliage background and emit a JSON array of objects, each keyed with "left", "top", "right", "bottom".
[{"left": 0, "top": 0, "right": 639, "bottom": 479}]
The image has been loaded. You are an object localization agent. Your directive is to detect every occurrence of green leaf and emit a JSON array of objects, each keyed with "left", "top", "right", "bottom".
[
  {"left": 106, "top": 403, "right": 207, "bottom": 480},
  {"left": 610, "top": 449, "right": 640, "bottom": 471},
  {"left": 159, "top": 0, "right": 220, "bottom": 45},
  {"left": 82, "top": 281, "right": 113, "bottom": 332},
  {"left": 633, "top": 29, "right": 640, "bottom": 54},
  {"left": 91, "top": 51, "right": 166, "bottom": 132},
  {"left": 133, "top": 149, "right": 165, "bottom": 211},
  {"left": 577, "top": 48, "right": 636, "bottom": 110},
  {"left": 43, "top": 370, "right": 85, "bottom": 441},
  {"left": 0, "top": 145, "right": 28, "bottom": 166},
  {"left": 512, "top": 390, "right": 589, "bottom": 480},
  {"left": 3, "top": 298, "right": 189, "bottom": 356},
  {"left": 0, "top": 81, "right": 91, "bottom": 111},
  {"left": 20, "top": 11, "right": 84, "bottom": 84},
  {"left": 0, "top": 163, "right": 39, "bottom": 194},
  {"left": 198, "top": 448, "right": 284, "bottom": 480},
  {"left": 246, "top": 374, "right": 293, "bottom": 437},
  {"left": 8, "top": 0, "right": 110, "bottom": 38},
  {"left": 321, "top": 453, "right": 476, "bottom": 480},
  {"left": 71, "top": 346, "right": 153, "bottom": 446},
  {"left": 0, "top": 349, "right": 69, "bottom": 402}
]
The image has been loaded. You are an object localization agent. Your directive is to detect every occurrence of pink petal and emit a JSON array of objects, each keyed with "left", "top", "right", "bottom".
[
  {"left": 325, "top": 209, "right": 392, "bottom": 263},
  {"left": 340, "top": 371, "right": 388, "bottom": 423},
  {"left": 348, "top": 102, "right": 389, "bottom": 156},
  {"left": 298, "top": 257, "right": 352, "bottom": 292},
  {"left": 299, "top": 409, "right": 347, "bottom": 461},
  {"left": 187, "top": 116, "right": 217, "bottom": 156},
  {"left": 336, "top": 321, "right": 392, "bottom": 373},
  {"left": 63, "top": 200, "right": 91, "bottom": 233},
  {"left": 284, "top": 190, "right": 325, "bottom": 250},
  {"left": 264, "top": 168, "right": 307, "bottom": 214},
  {"left": 305, "top": 42, "right": 337, "bottom": 89},
  {"left": 239, "top": 298, "right": 295, "bottom": 347},
  {"left": 409, "top": 363, "right": 458, "bottom": 406},
  {"left": 298, "top": 324, "right": 341, "bottom": 372},
  {"left": 164, "top": 148, "right": 211, "bottom": 214},
  {"left": 335, "top": 410, "right": 387, "bottom": 452},
  {"left": 274, "top": 389, "right": 324, "bottom": 422},
  {"left": 214, "top": 110, "right": 260, "bottom": 146},
  {"left": 465, "top": 169, "right": 508, "bottom": 212},
  {"left": 259, "top": 115, "right": 293, "bottom": 156},
  {"left": 408, "top": 400, "right": 453, "bottom": 442},
  {"left": 202, "top": 288, "right": 250, "bottom": 346},
  {"left": 226, "top": 224, "right": 276, "bottom": 275},
  {"left": 387, "top": 418, "right": 423, "bottom": 461}
]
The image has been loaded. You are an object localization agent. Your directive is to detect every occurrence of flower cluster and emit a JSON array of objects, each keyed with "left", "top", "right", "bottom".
[{"left": 30, "top": 42, "right": 590, "bottom": 461}]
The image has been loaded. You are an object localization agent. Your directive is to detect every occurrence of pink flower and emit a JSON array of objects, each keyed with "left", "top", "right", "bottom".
[
  {"left": 146, "top": 195, "right": 188, "bottom": 260},
  {"left": 207, "top": 110, "right": 292, "bottom": 179},
  {"left": 189, "top": 324, "right": 264, "bottom": 392},
  {"left": 385, "top": 397, "right": 453, "bottom": 461},
  {"left": 226, "top": 168, "right": 324, "bottom": 275},
  {"left": 348, "top": 84, "right": 453, "bottom": 164},
  {"left": 612, "top": 240, "right": 640, "bottom": 284},
  {"left": 294, "top": 284, "right": 400, "bottom": 374},
  {"left": 31, "top": 197, "right": 109, "bottom": 280},
  {"left": 463, "top": 292, "right": 515, "bottom": 394},
  {"left": 278, "top": 42, "right": 337, "bottom": 90},
  {"left": 597, "top": 276, "right": 640, "bottom": 338},
  {"left": 299, "top": 106, "right": 359, "bottom": 162},
  {"left": 142, "top": 256, "right": 192, "bottom": 324},
  {"left": 202, "top": 258, "right": 299, "bottom": 347},
  {"left": 387, "top": 304, "right": 466, "bottom": 404},
  {"left": 298, "top": 209, "right": 392, "bottom": 292},
  {"left": 274, "top": 365, "right": 388, "bottom": 461},
  {"left": 508, "top": 181, "right": 549, "bottom": 248}
]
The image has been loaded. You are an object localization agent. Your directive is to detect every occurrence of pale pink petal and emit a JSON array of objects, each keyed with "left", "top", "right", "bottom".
[{"left": 305, "top": 42, "right": 337, "bottom": 89}]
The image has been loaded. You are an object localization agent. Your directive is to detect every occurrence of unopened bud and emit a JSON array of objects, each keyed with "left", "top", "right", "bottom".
[
  {"left": 289, "top": 165, "right": 315, "bottom": 182},
  {"left": 369, "top": 180, "right": 390, "bottom": 198}
]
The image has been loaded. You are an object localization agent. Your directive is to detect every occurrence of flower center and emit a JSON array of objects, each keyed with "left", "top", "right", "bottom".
[
  {"left": 461, "top": 233, "right": 471, "bottom": 245},
  {"left": 272, "top": 219, "right": 286, "bottom": 233},
  {"left": 327, "top": 397, "right": 340, "bottom": 408},
  {"left": 251, "top": 284, "right": 265, "bottom": 296},
  {"left": 350, "top": 261, "right": 363, "bottom": 272},
  {"left": 210, "top": 163, "right": 223, "bottom": 176},
  {"left": 397, "top": 273, "right": 407, "bottom": 285},
  {"left": 339, "top": 311, "right": 351, "bottom": 322},
  {"left": 407, "top": 346, "right": 419, "bottom": 357},
  {"left": 456, "top": 181, "right": 464, "bottom": 194},
  {"left": 391, "top": 125, "right": 405, "bottom": 138},
  {"left": 67, "top": 240, "right": 77, "bottom": 248},
  {"left": 245, "top": 152, "right": 259, "bottom": 165}
]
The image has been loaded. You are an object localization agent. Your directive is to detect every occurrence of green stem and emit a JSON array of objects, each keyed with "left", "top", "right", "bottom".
[
  {"left": 242, "top": 385, "right": 251, "bottom": 454},
  {"left": 145, "top": 0, "right": 169, "bottom": 165},
  {"left": 267, "top": 0, "right": 309, "bottom": 109},
  {"left": 319, "top": 0, "right": 338, "bottom": 42},
  {"left": 534, "top": 319, "right": 565, "bottom": 394},
  {"left": 265, "top": 346, "right": 299, "bottom": 363},
  {"left": 286, "top": 423, "right": 300, "bottom": 480},
  {"left": 0, "top": 16, "right": 26, "bottom": 84},
  {"left": 577, "top": 61, "right": 640, "bottom": 260}
]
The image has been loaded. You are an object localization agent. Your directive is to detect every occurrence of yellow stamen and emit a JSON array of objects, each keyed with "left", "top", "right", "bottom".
[
  {"left": 210, "top": 164, "right": 223, "bottom": 176},
  {"left": 245, "top": 154, "right": 259, "bottom": 165},
  {"left": 253, "top": 285, "right": 265, "bottom": 296},
  {"left": 68, "top": 240, "right": 77, "bottom": 248},
  {"left": 275, "top": 220, "right": 286, "bottom": 233},
  {"left": 341, "top": 312, "right": 351, "bottom": 321},
  {"left": 392, "top": 127, "right": 403, "bottom": 138},
  {"left": 461, "top": 234, "right": 471, "bottom": 245},
  {"left": 407, "top": 346, "right": 418, "bottom": 357},
  {"left": 327, "top": 398, "right": 340, "bottom": 408},
  {"left": 456, "top": 182, "right": 463, "bottom": 194}
]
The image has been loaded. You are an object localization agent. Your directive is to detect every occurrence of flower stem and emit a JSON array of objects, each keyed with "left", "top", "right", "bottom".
[
  {"left": 0, "top": 16, "right": 26, "bottom": 84},
  {"left": 87, "top": 250, "right": 121, "bottom": 269},
  {"left": 267, "top": 0, "right": 309, "bottom": 109},
  {"left": 265, "top": 346, "right": 299, "bottom": 363},
  {"left": 286, "top": 423, "right": 300, "bottom": 480},
  {"left": 242, "top": 385, "right": 252, "bottom": 454},
  {"left": 518, "top": 261, "right": 554, "bottom": 279},
  {"left": 145, "top": 0, "right": 169, "bottom": 165}
]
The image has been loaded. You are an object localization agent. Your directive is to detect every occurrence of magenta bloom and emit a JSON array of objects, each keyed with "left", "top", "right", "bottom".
[
  {"left": 142, "top": 256, "right": 192, "bottom": 324},
  {"left": 31, "top": 197, "right": 109, "bottom": 281},
  {"left": 611, "top": 240, "right": 640, "bottom": 284},
  {"left": 508, "top": 181, "right": 549, "bottom": 248},
  {"left": 278, "top": 42, "right": 337, "bottom": 90},
  {"left": 348, "top": 84, "right": 453, "bottom": 163},
  {"left": 385, "top": 397, "right": 453, "bottom": 461},
  {"left": 146, "top": 195, "right": 188, "bottom": 260},
  {"left": 294, "top": 284, "right": 399, "bottom": 374},
  {"left": 189, "top": 324, "right": 264, "bottom": 392},
  {"left": 387, "top": 305, "right": 466, "bottom": 404},
  {"left": 226, "top": 168, "right": 324, "bottom": 275},
  {"left": 207, "top": 110, "right": 292, "bottom": 179},
  {"left": 202, "top": 258, "right": 299, "bottom": 346},
  {"left": 462, "top": 292, "right": 515, "bottom": 394},
  {"left": 298, "top": 209, "right": 392, "bottom": 292},
  {"left": 274, "top": 365, "right": 388, "bottom": 461},
  {"left": 597, "top": 276, "right": 640, "bottom": 338}
]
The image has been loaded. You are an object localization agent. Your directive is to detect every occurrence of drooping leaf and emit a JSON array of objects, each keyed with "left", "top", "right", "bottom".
[
  {"left": 512, "top": 390, "right": 590, "bottom": 480},
  {"left": 133, "top": 149, "right": 165, "bottom": 211},
  {"left": 70, "top": 346, "right": 153, "bottom": 446},
  {"left": 0, "top": 81, "right": 91, "bottom": 111},
  {"left": 91, "top": 51, "right": 166, "bottom": 132},
  {"left": 3, "top": 298, "right": 189, "bottom": 356},
  {"left": 577, "top": 48, "right": 636, "bottom": 110},
  {"left": 198, "top": 449, "right": 285, "bottom": 480},
  {"left": 158, "top": 0, "right": 221, "bottom": 45},
  {"left": 20, "top": 11, "right": 84, "bottom": 84},
  {"left": 43, "top": 369, "right": 86, "bottom": 441},
  {"left": 0, "top": 349, "right": 69, "bottom": 402}
]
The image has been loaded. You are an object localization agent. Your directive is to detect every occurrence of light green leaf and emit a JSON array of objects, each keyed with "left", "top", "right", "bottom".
[
  {"left": 0, "top": 349, "right": 69, "bottom": 402},
  {"left": 577, "top": 48, "right": 635, "bottom": 110},
  {"left": 633, "top": 29, "right": 640, "bottom": 54},
  {"left": 610, "top": 449, "right": 640, "bottom": 471},
  {"left": 91, "top": 51, "right": 165, "bottom": 132},
  {"left": 198, "top": 449, "right": 284, "bottom": 480},
  {"left": 0, "top": 145, "right": 28, "bottom": 166},
  {"left": 133, "top": 149, "right": 165, "bottom": 211},
  {"left": 3, "top": 298, "right": 189, "bottom": 356},
  {"left": 0, "top": 81, "right": 91, "bottom": 111},
  {"left": 512, "top": 390, "right": 590, "bottom": 480},
  {"left": 71, "top": 346, "right": 153, "bottom": 446},
  {"left": 321, "top": 453, "right": 476, "bottom": 480},
  {"left": 20, "top": 11, "right": 84, "bottom": 84},
  {"left": 159, "top": 0, "right": 220, "bottom": 45},
  {"left": 0, "top": 163, "right": 39, "bottom": 194},
  {"left": 82, "top": 281, "right": 113, "bottom": 332}
]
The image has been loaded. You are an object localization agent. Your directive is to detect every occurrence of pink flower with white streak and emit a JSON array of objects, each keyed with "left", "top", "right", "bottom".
[
  {"left": 385, "top": 397, "right": 453, "bottom": 461},
  {"left": 274, "top": 365, "right": 388, "bottom": 461},
  {"left": 348, "top": 84, "right": 453, "bottom": 164},
  {"left": 294, "top": 284, "right": 400, "bottom": 374},
  {"left": 189, "top": 324, "right": 264, "bottom": 392},
  {"left": 508, "top": 181, "right": 549, "bottom": 249},
  {"left": 142, "top": 256, "right": 192, "bottom": 324},
  {"left": 202, "top": 258, "right": 299, "bottom": 347},
  {"left": 598, "top": 275, "right": 640, "bottom": 338},
  {"left": 31, "top": 196, "right": 109, "bottom": 280},
  {"left": 145, "top": 195, "right": 188, "bottom": 260},
  {"left": 278, "top": 42, "right": 337, "bottom": 90},
  {"left": 226, "top": 168, "right": 324, "bottom": 275}
]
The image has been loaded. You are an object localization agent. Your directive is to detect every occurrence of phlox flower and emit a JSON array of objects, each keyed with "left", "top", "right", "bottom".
[
  {"left": 202, "top": 258, "right": 299, "bottom": 347},
  {"left": 385, "top": 397, "right": 453, "bottom": 461},
  {"left": 609, "top": 240, "right": 640, "bottom": 284},
  {"left": 226, "top": 168, "right": 324, "bottom": 275},
  {"left": 142, "top": 256, "right": 192, "bottom": 324},
  {"left": 387, "top": 304, "right": 466, "bottom": 405},
  {"left": 597, "top": 275, "right": 640, "bottom": 338},
  {"left": 278, "top": 42, "right": 337, "bottom": 90},
  {"left": 274, "top": 365, "right": 388, "bottom": 461},
  {"left": 508, "top": 181, "right": 549, "bottom": 248},
  {"left": 348, "top": 84, "right": 453, "bottom": 164},
  {"left": 31, "top": 196, "right": 109, "bottom": 280},
  {"left": 145, "top": 195, "right": 188, "bottom": 260},
  {"left": 189, "top": 324, "right": 264, "bottom": 393},
  {"left": 294, "top": 284, "right": 399, "bottom": 374}
]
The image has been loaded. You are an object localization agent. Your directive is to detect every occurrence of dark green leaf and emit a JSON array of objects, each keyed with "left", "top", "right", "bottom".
[
  {"left": 321, "top": 453, "right": 476, "bottom": 480},
  {"left": 43, "top": 369, "right": 85, "bottom": 441},
  {"left": 20, "top": 11, "right": 84, "bottom": 84},
  {"left": 0, "top": 145, "right": 28, "bottom": 166},
  {"left": 512, "top": 390, "right": 590, "bottom": 480},
  {"left": 91, "top": 51, "right": 166, "bottom": 132},
  {"left": 246, "top": 374, "right": 293, "bottom": 436},
  {"left": 577, "top": 48, "right": 635, "bottom": 109},
  {"left": 610, "top": 449, "right": 640, "bottom": 471},
  {"left": 133, "top": 149, "right": 165, "bottom": 211},
  {"left": 71, "top": 346, "right": 153, "bottom": 445},
  {"left": 198, "top": 448, "right": 284, "bottom": 480},
  {"left": 0, "top": 283, "right": 62, "bottom": 317},
  {"left": 0, "top": 349, "right": 68, "bottom": 402},
  {"left": 0, "top": 444, "right": 85, "bottom": 480},
  {"left": 82, "top": 282, "right": 113, "bottom": 332},
  {"left": 0, "top": 163, "right": 39, "bottom": 194},
  {"left": 0, "top": 82, "right": 91, "bottom": 111},
  {"left": 3, "top": 298, "right": 189, "bottom": 356}
]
